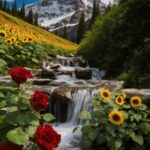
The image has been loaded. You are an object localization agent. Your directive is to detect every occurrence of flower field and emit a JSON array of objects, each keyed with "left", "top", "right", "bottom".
[{"left": 0, "top": 10, "right": 78, "bottom": 52}]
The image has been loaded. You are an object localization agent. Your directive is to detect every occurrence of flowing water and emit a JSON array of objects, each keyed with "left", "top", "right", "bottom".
[{"left": 43, "top": 55, "right": 103, "bottom": 149}]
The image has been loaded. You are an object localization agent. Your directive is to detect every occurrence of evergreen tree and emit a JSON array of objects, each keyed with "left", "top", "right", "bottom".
[
  {"left": 62, "top": 25, "right": 68, "bottom": 39},
  {"left": 34, "top": 13, "right": 39, "bottom": 25},
  {"left": 105, "top": 1, "right": 112, "bottom": 14},
  {"left": 2, "top": 0, "right": 7, "bottom": 11},
  {"left": 20, "top": 1, "right": 26, "bottom": 19},
  {"left": 0, "top": 0, "right": 3, "bottom": 10},
  {"left": 27, "top": 8, "right": 34, "bottom": 24},
  {"left": 89, "top": 0, "right": 100, "bottom": 28},
  {"left": 12, "top": 0, "right": 17, "bottom": 16},
  {"left": 77, "top": 12, "right": 85, "bottom": 44}
]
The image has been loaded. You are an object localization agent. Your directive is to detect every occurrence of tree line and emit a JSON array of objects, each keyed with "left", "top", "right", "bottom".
[
  {"left": 0, "top": 0, "right": 38, "bottom": 25},
  {"left": 79, "top": 0, "right": 150, "bottom": 88}
]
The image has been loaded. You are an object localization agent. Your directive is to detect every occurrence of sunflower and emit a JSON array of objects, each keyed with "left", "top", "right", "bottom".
[
  {"left": 120, "top": 92, "right": 126, "bottom": 99},
  {"left": 130, "top": 96, "right": 142, "bottom": 108},
  {"left": 6, "top": 39, "right": 12, "bottom": 45},
  {"left": 100, "top": 88, "right": 111, "bottom": 101},
  {"left": 115, "top": 96, "right": 124, "bottom": 106},
  {"left": 109, "top": 110, "right": 124, "bottom": 125},
  {"left": 11, "top": 37, "right": 16, "bottom": 43},
  {"left": 0, "top": 30, "right": 6, "bottom": 38},
  {"left": 15, "top": 41, "right": 21, "bottom": 46}
]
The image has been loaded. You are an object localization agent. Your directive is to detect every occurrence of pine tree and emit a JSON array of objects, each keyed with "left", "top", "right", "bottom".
[
  {"left": 28, "top": 8, "right": 34, "bottom": 24},
  {"left": 12, "top": 0, "right": 17, "bottom": 16},
  {"left": 34, "top": 13, "right": 39, "bottom": 25},
  {"left": 89, "top": 0, "right": 100, "bottom": 28},
  {"left": 20, "top": 1, "right": 26, "bottom": 19},
  {"left": 105, "top": 1, "right": 112, "bottom": 14},
  {"left": 77, "top": 12, "right": 85, "bottom": 44},
  {"left": 0, "top": 0, "right": 3, "bottom": 10},
  {"left": 3, "top": 0, "right": 7, "bottom": 11},
  {"left": 62, "top": 25, "right": 68, "bottom": 39}
]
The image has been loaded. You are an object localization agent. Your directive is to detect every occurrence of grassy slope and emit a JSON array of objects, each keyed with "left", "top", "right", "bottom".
[{"left": 0, "top": 10, "right": 78, "bottom": 52}]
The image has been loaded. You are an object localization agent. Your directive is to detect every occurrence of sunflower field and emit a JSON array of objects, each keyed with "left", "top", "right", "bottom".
[
  {"left": 0, "top": 10, "right": 78, "bottom": 73},
  {"left": 79, "top": 88, "right": 150, "bottom": 150}
]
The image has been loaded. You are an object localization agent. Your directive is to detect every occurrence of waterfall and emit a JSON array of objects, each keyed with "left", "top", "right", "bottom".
[
  {"left": 54, "top": 89, "right": 99, "bottom": 150},
  {"left": 67, "top": 89, "right": 99, "bottom": 125}
]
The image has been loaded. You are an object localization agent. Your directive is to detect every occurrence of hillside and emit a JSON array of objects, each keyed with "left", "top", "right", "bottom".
[{"left": 0, "top": 10, "right": 78, "bottom": 51}]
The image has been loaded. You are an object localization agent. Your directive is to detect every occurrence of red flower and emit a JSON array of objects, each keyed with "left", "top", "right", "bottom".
[
  {"left": 9, "top": 67, "right": 32, "bottom": 84},
  {"left": 35, "top": 124, "right": 61, "bottom": 150},
  {"left": 30, "top": 91, "right": 49, "bottom": 111},
  {"left": 0, "top": 141, "right": 22, "bottom": 150}
]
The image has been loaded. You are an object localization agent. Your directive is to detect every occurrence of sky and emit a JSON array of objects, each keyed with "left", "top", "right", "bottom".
[{"left": 3, "top": 0, "right": 113, "bottom": 8}]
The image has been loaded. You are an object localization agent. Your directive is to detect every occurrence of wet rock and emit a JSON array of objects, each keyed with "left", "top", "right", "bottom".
[
  {"left": 122, "top": 89, "right": 150, "bottom": 105},
  {"left": 75, "top": 68, "right": 92, "bottom": 79},
  {"left": 32, "top": 79, "right": 52, "bottom": 85},
  {"left": 50, "top": 64, "right": 61, "bottom": 69},
  {"left": 74, "top": 80, "right": 87, "bottom": 85},
  {"left": 52, "top": 86, "right": 72, "bottom": 103},
  {"left": 50, "top": 81, "right": 69, "bottom": 86},
  {"left": 36, "top": 68, "right": 56, "bottom": 79}
]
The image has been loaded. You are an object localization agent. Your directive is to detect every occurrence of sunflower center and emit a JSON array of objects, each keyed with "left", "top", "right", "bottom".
[
  {"left": 133, "top": 99, "right": 139, "bottom": 104},
  {"left": 0, "top": 32, "right": 5, "bottom": 37},
  {"left": 117, "top": 98, "right": 122, "bottom": 102},
  {"left": 113, "top": 114, "right": 120, "bottom": 121},
  {"left": 103, "top": 92, "right": 109, "bottom": 97}
]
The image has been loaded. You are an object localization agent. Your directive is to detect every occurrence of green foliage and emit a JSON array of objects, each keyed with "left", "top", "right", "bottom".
[
  {"left": 79, "top": 0, "right": 150, "bottom": 88},
  {"left": 78, "top": 90, "right": 150, "bottom": 149},
  {"left": 0, "top": 79, "right": 55, "bottom": 148},
  {"left": 0, "top": 39, "right": 67, "bottom": 73}
]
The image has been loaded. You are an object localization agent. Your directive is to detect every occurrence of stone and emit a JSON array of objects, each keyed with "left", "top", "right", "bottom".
[
  {"left": 50, "top": 64, "right": 61, "bottom": 69},
  {"left": 32, "top": 79, "right": 52, "bottom": 85},
  {"left": 52, "top": 86, "right": 72, "bottom": 103},
  {"left": 36, "top": 68, "right": 56, "bottom": 79},
  {"left": 75, "top": 68, "right": 92, "bottom": 79},
  {"left": 122, "top": 89, "right": 150, "bottom": 105}
]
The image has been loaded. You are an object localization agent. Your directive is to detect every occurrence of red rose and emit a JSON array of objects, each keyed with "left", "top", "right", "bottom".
[
  {"left": 9, "top": 67, "right": 32, "bottom": 84},
  {"left": 0, "top": 141, "right": 22, "bottom": 150},
  {"left": 35, "top": 124, "right": 61, "bottom": 150},
  {"left": 30, "top": 91, "right": 49, "bottom": 111}
]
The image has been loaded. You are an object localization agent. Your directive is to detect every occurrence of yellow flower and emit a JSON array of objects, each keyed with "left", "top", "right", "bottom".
[
  {"left": 15, "top": 41, "right": 21, "bottom": 46},
  {"left": 11, "top": 37, "right": 16, "bottom": 43},
  {"left": 130, "top": 96, "right": 142, "bottom": 108},
  {"left": 109, "top": 110, "right": 124, "bottom": 125},
  {"left": 0, "top": 30, "right": 6, "bottom": 38},
  {"left": 120, "top": 91, "right": 126, "bottom": 99},
  {"left": 6, "top": 39, "right": 13, "bottom": 45},
  {"left": 100, "top": 88, "right": 111, "bottom": 101},
  {"left": 115, "top": 96, "right": 124, "bottom": 106}
]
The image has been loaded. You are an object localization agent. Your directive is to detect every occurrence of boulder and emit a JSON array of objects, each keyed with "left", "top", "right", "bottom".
[
  {"left": 122, "top": 89, "right": 150, "bottom": 105},
  {"left": 52, "top": 86, "right": 72, "bottom": 103},
  {"left": 36, "top": 68, "right": 56, "bottom": 79},
  {"left": 75, "top": 68, "right": 92, "bottom": 79},
  {"left": 50, "top": 64, "right": 61, "bottom": 70},
  {"left": 32, "top": 79, "right": 52, "bottom": 85}
]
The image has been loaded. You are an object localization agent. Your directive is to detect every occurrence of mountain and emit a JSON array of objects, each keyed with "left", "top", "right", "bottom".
[{"left": 26, "top": 0, "right": 107, "bottom": 40}]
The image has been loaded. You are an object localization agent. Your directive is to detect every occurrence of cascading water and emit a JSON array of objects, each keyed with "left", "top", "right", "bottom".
[
  {"left": 54, "top": 89, "right": 99, "bottom": 150},
  {"left": 42, "top": 55, "right": 103, "bottom": 149}
]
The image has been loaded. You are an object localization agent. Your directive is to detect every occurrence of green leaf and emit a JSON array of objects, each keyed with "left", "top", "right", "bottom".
[
  {"left": 0, "top": 100, "right": 6, "bottom": 108},
  {"left": 133, "top": 135, "right": 144, "bottom": 146},
  {"left": 0, "top": 110, "right": 7, "bottom": 124},
  {"left": 115, "top": 140, "right": 122, "bottom": 149},
  {"left": 25, "top": 126, "right": 37, "bottom": 137},
  {"left": 89, "top": 129, "right": 98, "bottom": 141},
  {"left": 7, "top": 128, "right": 29, "bottom": 145},
  {"left": 6, "top": 94, "right": 19, "bottom": 105},
  {"left": 32, "top": 58, "right": 39, "bottom": 64},
  {"left": 0, "top": 92, "right": 5, "bottom": 98},
  {"left": 5, "top": 111, "right": 19, "bottom": 125},
  {"left": 43, "top": 113, "right": 56, "bottom": 122},
  {"left": 19, "top": 92, "right": 31, "bottom": 99},
  {"left": 80, "top": 110, "right": 90, "bottom": 120}
]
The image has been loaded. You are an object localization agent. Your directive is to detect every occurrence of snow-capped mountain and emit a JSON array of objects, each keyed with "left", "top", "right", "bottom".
[{"left": 26, "top": 0, "right": 107, "bottom": 40}]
